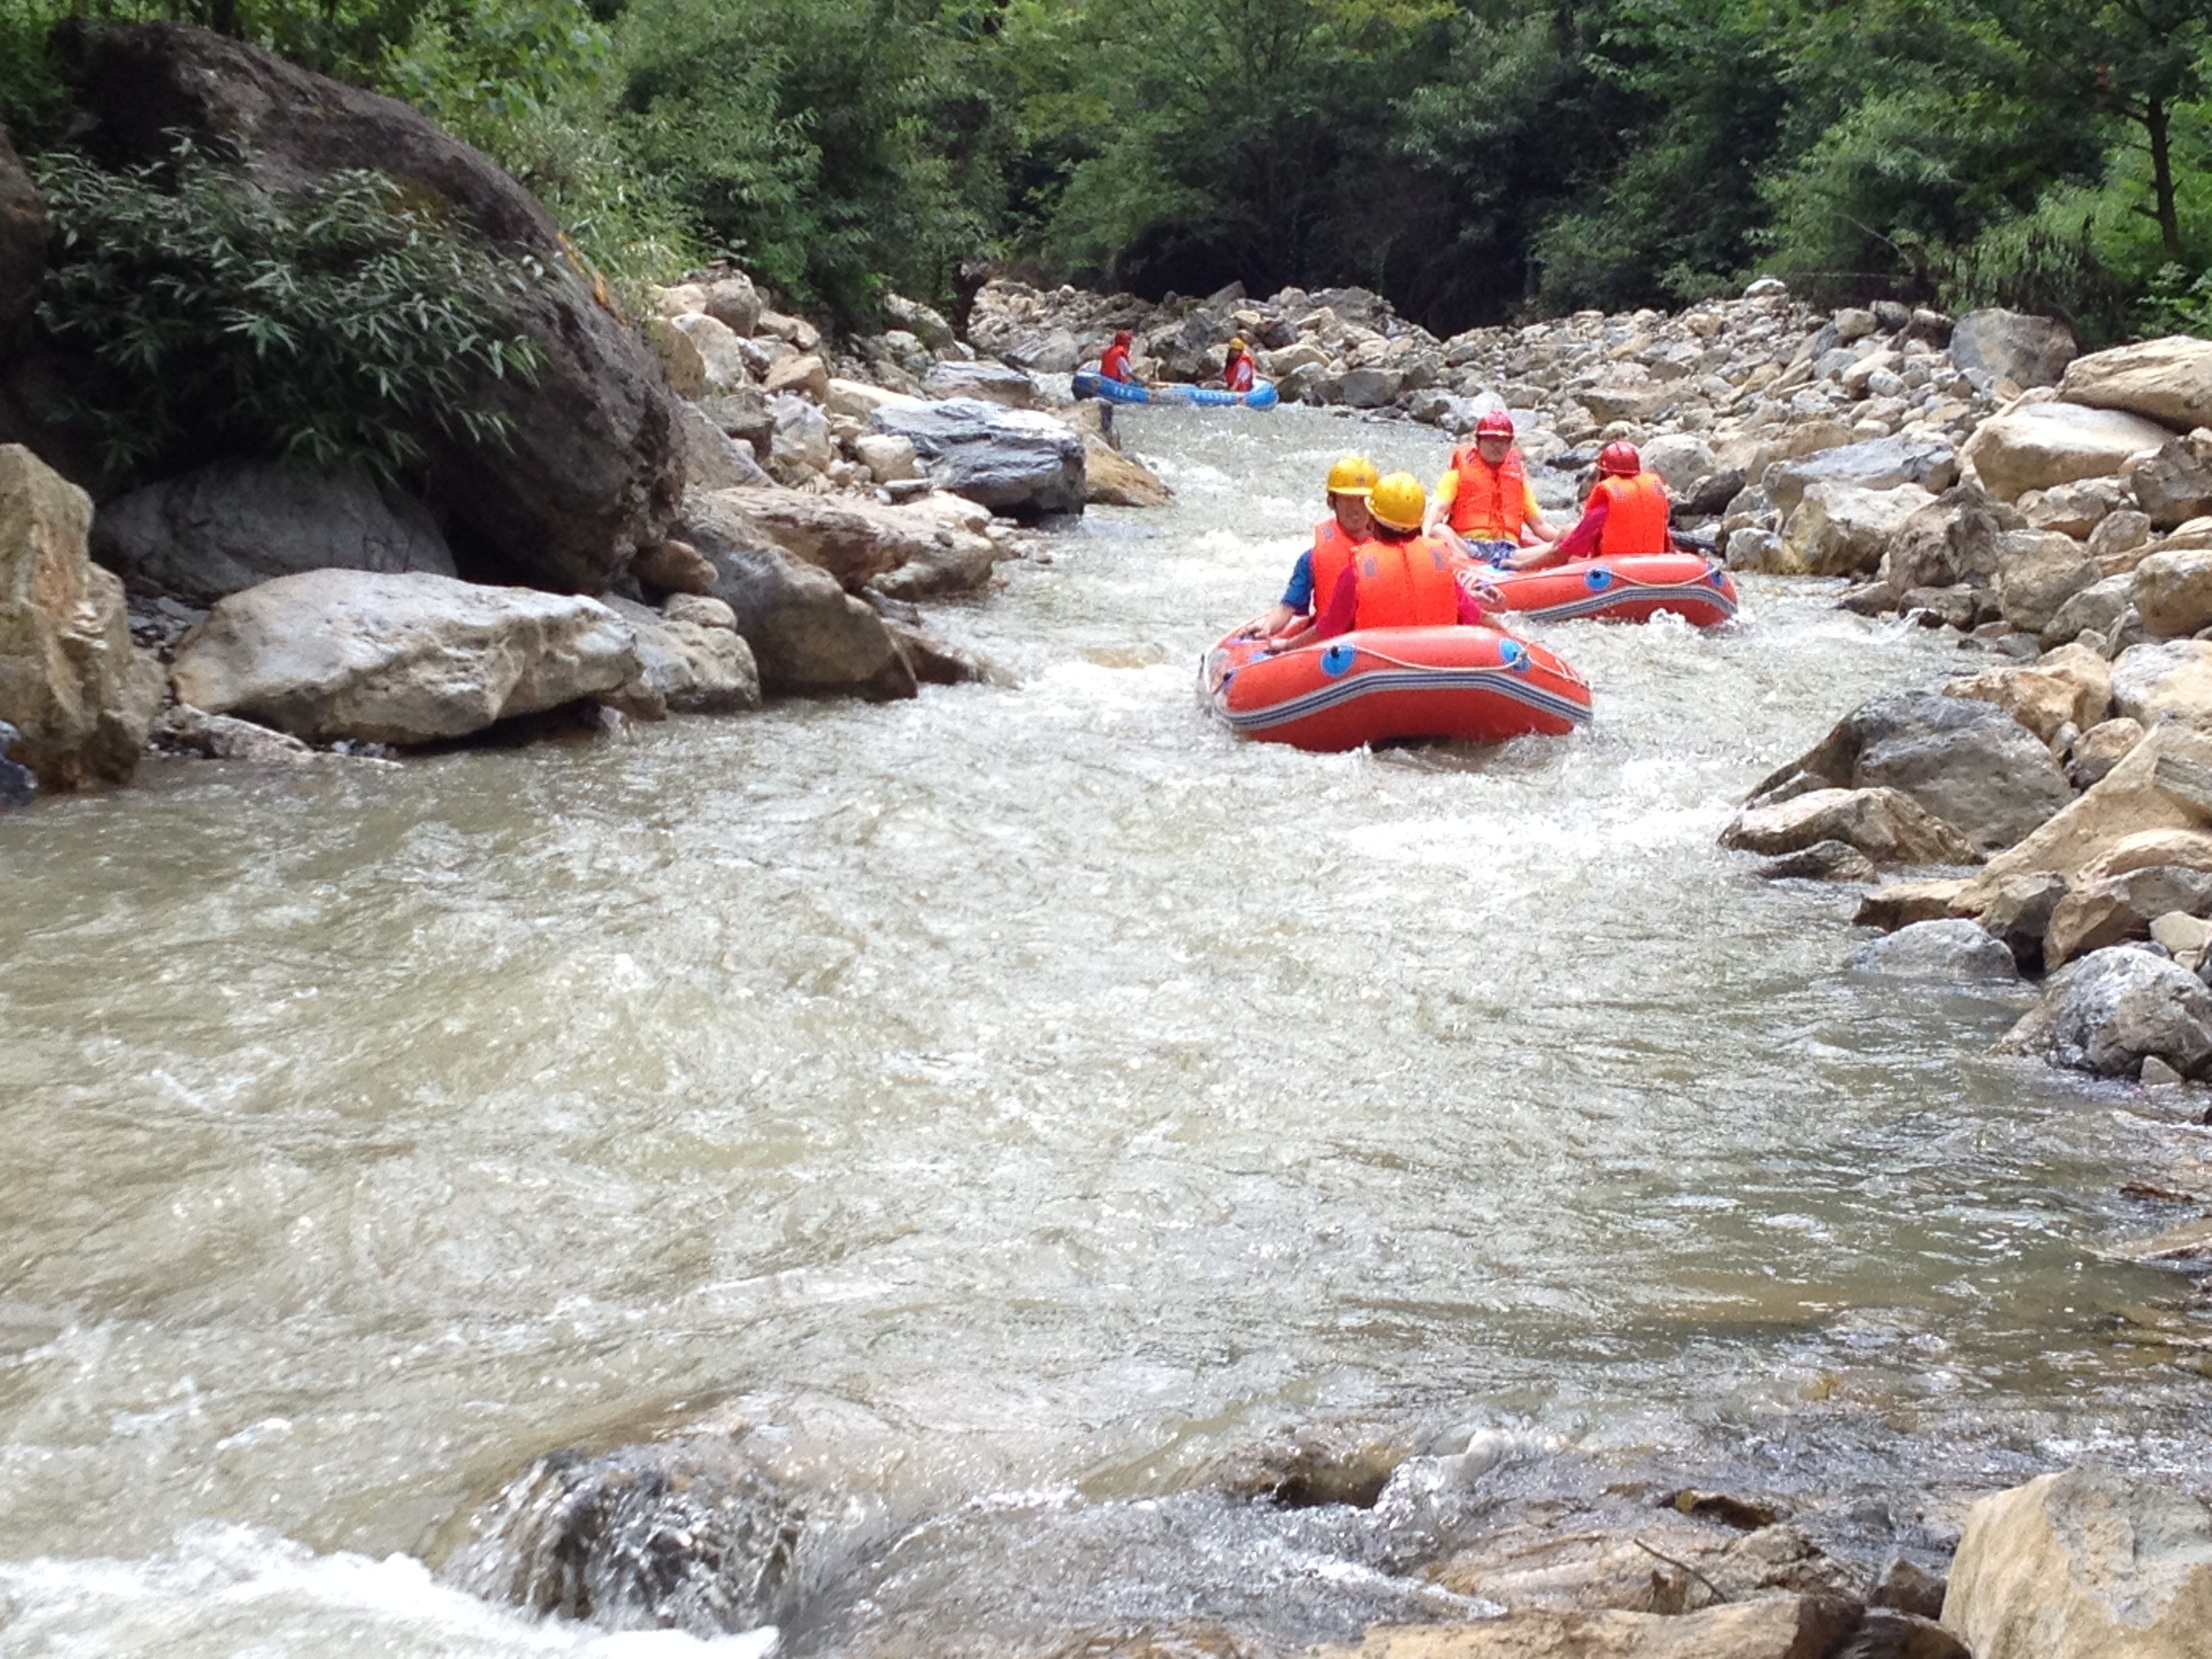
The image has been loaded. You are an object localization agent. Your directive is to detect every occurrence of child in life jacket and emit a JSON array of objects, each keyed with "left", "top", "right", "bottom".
[{"left": 1270, "top": 473, "right": 1500, "bottom": 650}]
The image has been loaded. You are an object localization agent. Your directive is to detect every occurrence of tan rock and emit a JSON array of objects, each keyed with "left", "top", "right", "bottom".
[
  {"left": 0, "top": 444, "right": 163, "bottom": 790},
  {"left": 2080, "top": 827, "right": 2212, "bottom": 880},
  {"left": 1944, "top": 644, "right": 2110, "bottom": 743},
  {"left": 663, "top": 593, "right": 736, "bottom": 631},
  {"left": 670, "top": 312, "right": 752, "bottom": 393},
  {"left": 1994, "top": 530, "right": 2102, "bottom": 634},
  {"left": 2059, "top": 334, "right": 2212, "bottom": 433},
  {"left": 2070, "top": 717, "right": 2146, "bottom": 787},
  {"left": 1954, "top": 724, "right": 2212, "bottom": 910},
  {"left": 1316, "top": 1598, "right": 1860, "bottom": 1659},
  {"left": 2112, "top": 639, "right": 2212, "bottom": 729},
  {"left": 1721, "top": 787, "right": 1979, "bottom": 865},
  {"left": 1942, "top": 1467, "right": 2212, "bottom": 1659},
  {"left": 1780, "top": 480, "right": 1933, "bottom": 577},
  {"left": 824, "top": 377, "right": 923, "bottom": 422},
  {"left": 1961, "top": 401, "right": 2178, "bottom": 501},
  {"left": 684, "top": 486, "right": 994, "bottom": 593},
  {"left": 1085, "top": 436, "right": 1172, "bottom": 508},
  {"left": 1856, "top": 878, "right": 1974, "bottom": 930},
  {"left": 633, "top": 539, "right": 718, "bottom": 596},
  {"left": 2150, "top": 909, "right": 2212, "bottom": 964},
  {"left": 763, "top": 351, "right": 831, "bottom": 402},
  {"left": 646, "top": 317, "right": 706, "bottom": 399},
  {"left": 2132, "top": 547, "right": 2212, "bottom": 638}
]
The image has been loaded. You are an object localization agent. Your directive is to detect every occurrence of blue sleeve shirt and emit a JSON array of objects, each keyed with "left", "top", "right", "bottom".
[{"left": 1280, "top": 548, "right": 1315, "bottom": 610}]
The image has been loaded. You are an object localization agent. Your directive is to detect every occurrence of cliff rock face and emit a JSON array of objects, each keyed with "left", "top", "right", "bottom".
[
  {"left": 0, "top": 121, "right": 43, "bottom": 347},
  {"left": 52, "top": 20, "right": 683, "bottom": 593}
]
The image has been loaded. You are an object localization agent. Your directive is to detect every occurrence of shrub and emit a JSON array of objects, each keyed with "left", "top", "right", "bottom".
[{"left": 30, "top": 134, "right": 543, "bottom": 485}]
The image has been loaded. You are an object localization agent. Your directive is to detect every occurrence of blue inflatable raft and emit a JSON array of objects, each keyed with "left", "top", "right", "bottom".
[{"left": 1073, "top": 370, "right": 1279, "bottom": 411}]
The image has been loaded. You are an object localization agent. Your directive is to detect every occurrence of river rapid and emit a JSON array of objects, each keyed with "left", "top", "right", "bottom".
[{"left": 1, "top": 406, "right": 2207, "bottom": 1656}]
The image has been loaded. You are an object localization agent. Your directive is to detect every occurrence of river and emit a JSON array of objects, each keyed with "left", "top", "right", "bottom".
[{"left": 1, "top": 407, "right": 2206, "bottom": 1656}]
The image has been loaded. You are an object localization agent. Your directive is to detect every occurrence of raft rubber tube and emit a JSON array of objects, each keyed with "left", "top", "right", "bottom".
[
  {"left": 1483, "top": 553, "right": 1739, "bottom": 627},
  {"left": 1074, "top": 369, "right": 1281, "bottom": 411},
  {"left": 1202, "top": 623, "right": 1591, "bottom": 752}
]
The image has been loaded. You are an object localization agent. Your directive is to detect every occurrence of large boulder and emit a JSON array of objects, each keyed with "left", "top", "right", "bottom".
[
  {"left": 1315, "top": 1597, "right": 1866, "bottom": 1659},
  {"left": 1748, "top": 689, "right": 2070, "bottom": 853},
  {"left": 1721, "top": 787, "right": 1979, "bottom": 865},
  {"left": 1767, "top": 437, "right": 1957, "bottom": 517},
  {"left": 89, "top": 461, "right": 455, "bottom": 602},
  {"left": 1884, "top": 485, "right": 2003, "bottom": 591},
  {"left": 2059, "top": 335, "right": 2212, "bottom": 434},
  {"left": 1961, "top": 402, "right": 2177, "bottom": 501},
  {"left": 867, "top": 398, "right": 1084, "bottom": 517},
  {"left": 1781, "top": 480, "right": 1934, "bottom": 577},
  {"left": 1942, "top": 1467, "right": 2212, "bottom": 1659},
  {"left": 2112, "top": 639, "right": 2212, "bottom": 729},
  {"left": 1851, "top": 918, "right": 2019, "bottom": 981},
  {"left": 2126, "top": 434, "right": 2212, "bottom": 529},
  {"left": 1944, "top": 644, "right": 2111, "bottom": 743},
  {"left": 169, "top": 569, "right": 639, "bottom": 743},
  {"left": 921, "top": 361, "right": 1038, "bottom": 408},
  {"left": 1993, "top": 529, "right": 2101, "bottom": 635},
  {"left": 1949, "top": 308, "right": 2077, "bottom": 388},
  {"left": 605, "top": 596, "right": 759, "bottom": 716},
  {"left": 1998, "top": 945, "right": 2212, "bottom": 1077},
  {"left": 681, "top": 487, "right": 994, "bottom": 594},
  {"left": 1638, "top": 434, "right": 1715, "bottom": 494},
  {"left": 1084, "top": 437, "right": 1172, "bottom": 508},
  {"left": 680, "top": 494, "right": 916, "bottom": 700},
  {"left": 2043, "top": 863, "right": 2212, "bottom": 967},
  {"left": 0, "top": 445, "right": 163, "bottom": 788},
  {"left": 0, "top": 121, "right": 43, "bottom": 345},
  {"left": 2131, "top": 546, "right": 2212, "bottom": 638},
  {"left": 54, "top": 21, "right": 684, "bottom": 592}
]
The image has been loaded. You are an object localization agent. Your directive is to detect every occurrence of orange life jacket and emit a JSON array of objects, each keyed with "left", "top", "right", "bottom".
[
  {"left": 1352, "top": 536, "right": 1460, "bottom": 632},
  {"left": 1226, "top": 352, "right": 1255, "bottom": 391},
  {"left": 1100, "top": 344, "right": 1133, "bottom": 382},
  {"left": 1587, "top": 472, "right": 1672, "bottom": 557},
  {"left": 1446, "top": 445, "right": 1530, "bottom": 540},
  {"left": 1311, "top": 516, "right": 1361, "bottom": 612}
]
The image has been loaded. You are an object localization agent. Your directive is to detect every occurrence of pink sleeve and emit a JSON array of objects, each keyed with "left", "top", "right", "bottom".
[
  {"left": 1553, "top": 494, "right": 1609, "bottom": 562},
  {"left": 1313, "top": 566, "right": 1359, "bottom": 639},
  {"left": 1454, "top": 584, "right": 1490, "bottom": 626}
]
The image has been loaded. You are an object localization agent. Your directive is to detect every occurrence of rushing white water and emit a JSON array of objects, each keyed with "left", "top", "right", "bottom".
[{"left": 2, "top": 405, "right": 2207, "bottom": 1656}]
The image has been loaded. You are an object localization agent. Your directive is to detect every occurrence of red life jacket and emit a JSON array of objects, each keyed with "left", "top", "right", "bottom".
[
  {"left": 1586, "top": 472, "right": 1672, "bottom": 557},
  {"left": 1445, "top": 445, "right": 1530, "bottom": 540},
  {"left": 1352, "top": 536, "right": 1460, "bottom": 632},
  {"left": 1225, "top": 352, "right": 1255, "bottom": 391},
  {"left": 1100, "top": 343, "right": 1133, "bottom": 382},
  {"left": 1311, "top": 516, "right": 1360, "bottom": 613}
]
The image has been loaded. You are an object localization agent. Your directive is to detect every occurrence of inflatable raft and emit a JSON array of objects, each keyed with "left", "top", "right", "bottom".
[
  {"left": 1202, "top": 624, "right": 1590, "bottom": 752},
  {"left": 1074, "top": 369, "right": 1280, "bottom": 411},
  {"left": 1484, "top": 554, "right": 1738, "bottom": 627}
]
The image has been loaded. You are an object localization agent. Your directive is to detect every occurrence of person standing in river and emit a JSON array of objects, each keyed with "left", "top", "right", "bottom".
[{"left": 1425, "top": 410, "right": 1556, "bottom": 565}]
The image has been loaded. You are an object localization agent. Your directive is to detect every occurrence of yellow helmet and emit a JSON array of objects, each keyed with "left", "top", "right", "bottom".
[
  {"left": 1324, "top": 454, "right": 1379, "bottom": 497},
  {"left": 1229, "top": 336, "right": 1248, "bottom": 352},
  {"left": 1369, "top": 471, "right": 1426, "bottom": 531}
]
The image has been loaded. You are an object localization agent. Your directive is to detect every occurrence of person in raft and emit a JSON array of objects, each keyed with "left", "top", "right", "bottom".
[
  {"left": 1244, "top": 454, "right": 1380, "bottom": 640},
  {"left": 1502, "top": 441, "right": 1671, "bottom": 571},
  {"left": 1425, "top": 409, "right": 1557, "bottom": 565},
  {"left": 1099, "top": 329, "right": 1139, "bottom": 384},
  {"left": 1221, "top": 337, "right": 1258, "bottom": 392},
  {"left": 1268, "top": 472, "right": 1499, "bottom": 651}
]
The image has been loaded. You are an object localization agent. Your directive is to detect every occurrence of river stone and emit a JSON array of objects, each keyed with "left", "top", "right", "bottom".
[
  {"left": 869, "top": 398, "right": 1084, "bottom": 518},
  {"left": 1084, "top": 436, "right": 1172, "bottom": 508},
  {"left": 1942, "top": 1466, "right": 2212, "bottom": 1659},
  {"left": 1850, "top": 918, "right": 2019, "bottom": 980},
  {"left": 56, "top": 22, "right": 684, "bottom": 593},
  {"left": 1758, "top": 840, "right": 1877, "bottom": 882},
  {"left": 2045, "top": 864, "right": 2212, "bottom": 967},
  {"left": 1885, "top": 485, "right": 2003, "bottom": 592},
  {"left": 1949, "top": 308, "right": 2078, "bottom": 388},
  {"left": 768, "top": 395, "right": 833, "bottom": 483},
  {"left": 1998, "top": 945, "right": 2212, "bottom": 1078},
  {"left": 2071, "top": 717, "right": 2146, "bottom": 789},
  {"left": 0, "top": 443, "right": 163, "bottom": 789},
  {"left": 89, "top": 461, "right": 456, "bottom": 602},
  {"left": 697, "top": 388, "right": 777, "bottom": 453},
  {"left": 686, "top": 485, "right": 993, "bottom": 594},
  {"left": 762, "top": 351, "right": 830, "bottom": 403},
  {"left": 1782, "top": 480, "right": 1934, "bottom": 577},
  {"left": 2112, "top": 639, "right": 2212, "bottom": 729},
  {"left": 169, "top": 569, "right": 640, "bottom": 743},
  {"left": 1994, "top": 530, "right": 2101, "bottom": 635},
  {"left": 922, "top": 360, "right": 1039, "bottom": 408},
  {"left": 151, "top": 700, "right": 313, "bottom": 762},
  {"left": 2131, "top": 547, "right": 2212, "bottom": 638},
  {"left": 1314, "top": 1596, "right": 1863, "bottom": 1659},
  {"left": 1767, "top": 437, "right": 1957, "bottom": 517},
  {"left": 676, "top": 403, "right": 773, "bottom": 493},
  {"left": 1944, "top": 644, "right": 2112, "bottom": 743},
  {"left": 673, "top": 313, "right": 755, "bottom": 394},
  {"left": 2060, "top": 335, "right": 2212, "bottom": 435},
  {"left": 2046, "top": 574, "right": 2135, "bottom": 649},
  {"left": 1721, "top": 787, "right": 1978, "bottom": 866},
  {"left": 605, "top": 596, "right": 759, "bottom": 716},
  {"left": 1962, "top": 403, "right": 2177, "bottom": 502},
  {"left": 0, "top": 719, "right": 33, "bottom": 806}
]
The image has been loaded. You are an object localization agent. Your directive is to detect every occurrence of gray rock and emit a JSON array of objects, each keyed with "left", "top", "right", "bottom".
[
  {"left": 1999, "top": 945, "right": 2212, "bottom": 1078},
  {"left": 922, "top": 361, "right": 1038, "bottom": 408},
  {"left": 1851, "top": 918, "right": 2020, "bottom": 980},
  {"left": 0, "top": 718, "right": 35, "bottom": 807},
  {"left": 695, "top": 388, "right": 776, "bottom": 451},
  {"left": 768, "top": 395, "right": 832, "bottom": 483},
  {"left": 2043, "top": 573, "right": 2133, "bottom": 647},
  {"left": 605, "top": 596, "right": 760, "bottom": 716},
  {"left": 1769, "top": 437, "right": 1957, "bottom": 517},
  {"left": 1758, "top": 839, "right": 1877, "bottom": 881},
  {"left": 150, "top": 700, "right": 314, "bottom": 762},
  {"left": 868, "top": 398, "right": 1084, "bottom": 518},
  {"left": 1993, "top": 529, "right": 2102, "bottom": 635},
  {"left": 169, "top": 569, "right": 640, "bottom": 744},
  {"left": 675, "top": 404, "right": 773, "bottom": 493},
  {"left": 1725, "top": 527, "right": 1784, "bottom": 571},
  {"left": 882, "top": 291, "right": 956, "bottom": 353},
  {"left": 58, "top": 23, "right": 684, "bottom": 592},
  {"left": 2127, "top": 435, "right": 2212, "bottom": 529},
  {"left": 1883, "top": 485, "right": 2003, "bottom": 593},
  {"left": 1338, "top": 367, "right": 1406, "bottom": 409},
  {"left": 91, "top": 462, "right": 456, "bottom": 602},
  {"left": 1949, "top": 308, "right": 2078, "bottom": 388}
]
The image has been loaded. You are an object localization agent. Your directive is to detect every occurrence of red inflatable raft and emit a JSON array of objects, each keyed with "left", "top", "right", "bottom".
[
  {"left": 1202, "top": 625, "right": 1591, "bottom": 752},
  {"left": 1486, "top": 554, "right": 1739, "bottom": 626}
]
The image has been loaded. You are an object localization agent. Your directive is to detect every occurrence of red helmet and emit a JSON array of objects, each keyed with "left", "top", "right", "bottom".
[
  {"left": 1113, "top": 329, "right": 1133, "bottom": 346},
  {"left": 1598, "top": 441, "right": 1641, "bottom": 476},
  {"left": 1475, "top": 410, "right": 1515, "bottom": 440}
]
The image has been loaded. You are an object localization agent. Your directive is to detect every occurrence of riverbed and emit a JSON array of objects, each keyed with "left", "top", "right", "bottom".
[{"left": 1, "top": 407, "right": 2206, "bottom": 1655}]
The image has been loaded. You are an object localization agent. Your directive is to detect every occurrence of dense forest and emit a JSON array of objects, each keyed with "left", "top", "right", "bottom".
[{"left": 2, "top": 0, "right": 2208, "bottom": 341}]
